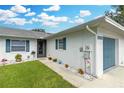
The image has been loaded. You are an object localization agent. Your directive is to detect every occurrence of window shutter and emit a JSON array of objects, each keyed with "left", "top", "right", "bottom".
[
  {"left": 55, "top": 39, "right": 58, "bottom": 49},
  {"left": 63, "top": 37, "right": 66, "bottom": 50},
  {"left": 6, "top": 39, "right": 10, "bottom": 52},
  {"left": 26, "top": 40, "right": 30, "bottom": 52}
]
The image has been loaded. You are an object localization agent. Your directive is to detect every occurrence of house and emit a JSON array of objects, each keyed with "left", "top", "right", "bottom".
[
  {"left": 0, "top": 27, "right": 50, "bottom": 61},
  {"left": 0, "top": 16, "right": 124, "bottom": 77},
  {"left": 46, "top": 16, "right": 124, "bottom": 77}
]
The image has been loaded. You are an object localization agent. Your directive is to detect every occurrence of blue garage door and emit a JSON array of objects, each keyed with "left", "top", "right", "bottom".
[{"left": 103, "top": 37, "right": 115, "bottom": 70}]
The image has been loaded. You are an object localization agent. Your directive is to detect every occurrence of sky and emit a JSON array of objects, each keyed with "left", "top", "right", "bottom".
[{"left": 0, "top": 5, "right": 113, "bottom": 33}]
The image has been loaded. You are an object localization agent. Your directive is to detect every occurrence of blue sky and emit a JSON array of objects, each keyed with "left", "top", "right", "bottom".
[{"left": 0, "top": 5, "right": 112, "bottom": 33}]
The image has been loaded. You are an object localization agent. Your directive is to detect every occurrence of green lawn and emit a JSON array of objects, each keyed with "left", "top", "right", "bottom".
[{"left": 0, "top": 61, "right": 74, "bottom": 88}]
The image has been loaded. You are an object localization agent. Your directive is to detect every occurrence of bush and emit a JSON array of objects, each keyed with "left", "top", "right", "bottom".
[
  {"left": 65, "top": 64, "right": 69, "bottom": 68},
  {"left": 48, "top": 57, "right": 52, "bottom": 60},
  {"left": 78, "top": 68, "right": 84, "bottom": 75},
  {"left": 15, "top": 54, "right": 22, "bottom": 62},
  {"left": 53, "top": 58, "right": 57, "bottom": 62}
]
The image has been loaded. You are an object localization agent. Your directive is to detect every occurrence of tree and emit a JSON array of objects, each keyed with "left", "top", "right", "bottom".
[
  {"left": 105, "top": 5, "right": 124, "bottom": 26},
  {"left": 32, "top": 29, "right": 45, "bottom": 32}
]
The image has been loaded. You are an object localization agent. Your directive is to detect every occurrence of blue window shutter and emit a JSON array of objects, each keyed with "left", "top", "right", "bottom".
[
  {"left": 63, "top": 37, "right": 66, "bottom": 50},
  {"left": 26, "top": 40, "right": 30, "bottom": 52},
  {"left": 6, "top": 39, "right": 10, "bottom": 52},
  {"left": 55, "top": 39, "right": 58, "bottom": 49}
]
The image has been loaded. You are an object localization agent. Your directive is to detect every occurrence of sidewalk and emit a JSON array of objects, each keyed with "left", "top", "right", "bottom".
[{"left": 39, "top": 58, "right": 92, "bottom": 88}]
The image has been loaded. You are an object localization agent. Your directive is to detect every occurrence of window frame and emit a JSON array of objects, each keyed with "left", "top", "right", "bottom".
[
  {"left": 10, "top": 40, "right": 26, "bottom": 52},
  {"left": 56, "top": 37, "right": 66, "bottom": 50},
  {"left": 58, "top": 39, "right": 64, "bottom": 49}
]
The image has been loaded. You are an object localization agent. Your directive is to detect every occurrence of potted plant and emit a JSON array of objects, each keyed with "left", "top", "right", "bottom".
[
  {"left": 1, "top": 58, "right": 7, "bottom": 66},
  {"left": 78, "top": 68, "right": 84, "bottom": 75},
  {"left": 53, "top": 58, "right": 57, "bottom": 62},
  {"left": 1, "top": 58, "right": 7, "bottom": 62},
  {"left": 15, "top": 54, "right": 22, "bottom": 62},
  {"left": 31, "top": 51, "right": 36, "bottom": 58},
  {"left": 48, "top": 57, "right": 52, "bottom": 60},
  {"left": 65, "top": 64, "right": 69, "bottom": 68},
  {"left": 27, "top": 55, "right": 30, "bottom": 60}
]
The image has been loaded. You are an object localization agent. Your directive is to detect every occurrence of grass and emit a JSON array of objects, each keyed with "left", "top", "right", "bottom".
[{"left": 0, "top": 61, "right": 74, "bottom": 88}]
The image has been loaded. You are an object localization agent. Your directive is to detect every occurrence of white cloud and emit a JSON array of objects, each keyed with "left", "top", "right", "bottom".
[
  {"left": 4, "top": 17, "right": 32, "bottom": 26},
  {"left": 52, "top": 16, "right": 68, "bottom": 22},
  {"left": 38, "top": 12, "right": 68, "bottom": 27},
  {"left": 0, "top": 9, "right": 18, "bottom": 22},
  {"left": 75, "top": 16, "right": 79, "bottom": 18},
  {"left": 69, "top": 20, "right": 74, "bottom": 23},
  {"left": 0, "top": 7, "right": 34, "bottom": 26},
  {"left": 43, "top": 5, "right": 60, "bottom": 12},
  {"left": 69, "top": 18, "right": 84, "bottom": 24},
  {"left": 80, "top": 10, "right": 91, "bottom": 17},
  {"left": 0, "top": 9, "right": 17, "bottom": 19},
  {"left": 11, "top": 5, "right": 29, "bottom": 13},
  {"left": 38, "top": 12, "right": 68, "bottom": 23},
  {"left": 38, "top": 12, "right": 54, "bottom": 20},
  {"left": 4, "top": 18, "right": 27, "bottom": 25},
  {"left": 42, "top": 21, "right": 58, "bottom": 27},
  {"left": 27, "top": 8, "right": 31, "bottom": 12},
  {"left": 31, "top": 18, "right": 39, "bottom": 22},
  {"left": 25, "top": 12, "right": 36, "bottom": 16},
  {"left": 74, "top": 18, "right": 84, "bottom": 24},
  {"left": 31, "top": 17, "right": 58, "bottom": 27}
]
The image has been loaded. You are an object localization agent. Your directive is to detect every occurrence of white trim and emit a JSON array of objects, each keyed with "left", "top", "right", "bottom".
[{"left": 105, "top": 16, "right": 124, "bottom": 31}]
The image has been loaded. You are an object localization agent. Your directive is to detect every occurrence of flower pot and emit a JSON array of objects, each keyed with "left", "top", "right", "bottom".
[{"left": 16, "top": 59, "right": 22, "bottom": 62}]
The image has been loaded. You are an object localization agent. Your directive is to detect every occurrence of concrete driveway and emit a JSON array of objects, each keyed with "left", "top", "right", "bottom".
[{"left": 80, "top": 66, "right": 124, "bottom": 88}]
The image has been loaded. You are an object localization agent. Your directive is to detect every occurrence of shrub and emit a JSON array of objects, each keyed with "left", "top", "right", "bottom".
[
  {"left": 78, "top": 68, "right": 84, "bottom": 75},
  {"left": 15, "top": 54, "right": 22, "bottom": 62},
  {"left": 48, "top": 57, "right": 52, "bottom": 60},
  {"left": 53, "top": 58, "right": 57, "bottom": 62},
  {"left": 65, "top": 64, "right": 69, "bottom": 68}
]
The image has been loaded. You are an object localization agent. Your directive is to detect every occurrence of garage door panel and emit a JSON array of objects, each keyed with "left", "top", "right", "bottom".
[{"left": 103, "top": 37, "right": 115, "bottom": 70}]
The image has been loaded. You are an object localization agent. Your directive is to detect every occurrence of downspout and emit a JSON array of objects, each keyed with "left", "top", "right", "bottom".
[
  {"left": 86, "top": 25, "right": 97, "bottom": 35},
  {"left": 86, "top": 25, "right": 97, "bottom": 78}
]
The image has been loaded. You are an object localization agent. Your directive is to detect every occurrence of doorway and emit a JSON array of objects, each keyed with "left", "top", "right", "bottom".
[{"left": 37, "top": 39, "right": 46, "bottom": 57}]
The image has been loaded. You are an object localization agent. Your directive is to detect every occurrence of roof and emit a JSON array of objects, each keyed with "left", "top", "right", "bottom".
[
  {"left": 1, "top": 16, "right": 124, "bottom": 39},
  {"left": 46, "top": 16, "right": 124, "bottom": 39},
  {"left": 0, "top": 27, "right": 51, "bottom": 39}
]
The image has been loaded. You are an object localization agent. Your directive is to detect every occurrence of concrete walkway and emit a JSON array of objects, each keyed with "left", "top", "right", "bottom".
[
  {"left": 39, "top": 58, "right": 95, "bottom": 87},
  {"left": 39, "top": 58, "right": 124, "bottom": 88},
  {"left": 80, "top": 66, "right": 124, "bottom": 88}
]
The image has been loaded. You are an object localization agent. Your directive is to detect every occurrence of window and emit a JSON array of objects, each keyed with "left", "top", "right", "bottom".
[
  {"left": 6, "top": 39, "right": 30, "bottom": 52},
  {"left": 11, "top": 40, "right": 26, "bottom": 51},
  {"left": 55, "top": 37, "right": 66, "bottom": 50},
  {"left": 59, "top": 39, "right": 64, "bottom": 49}
]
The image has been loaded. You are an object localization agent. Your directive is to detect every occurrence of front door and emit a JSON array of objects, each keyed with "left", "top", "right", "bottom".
[
  {"left": 37, "top": 39, "right": 46, "bottom": 57},
  {"left": 103, "top": 37, "right": 115, "bottom": 70}
]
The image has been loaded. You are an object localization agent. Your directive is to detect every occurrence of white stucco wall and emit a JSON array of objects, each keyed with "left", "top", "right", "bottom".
[
  {"left": 0, "top": 37, "right": 37, "bottom": 61},
  {"left": 47, "top": 29, "right": 96, "bottom": 75},
  {"left": 47, "top": 23, "right": 124, "bottom": 77}
]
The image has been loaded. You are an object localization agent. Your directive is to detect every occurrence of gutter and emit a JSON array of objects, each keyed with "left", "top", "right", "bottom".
[
  {"left": 105, "top": 16, "right": 124, "bottom": 31},
  {"left": 86, "top": 25, "right": 97, "bottom": 35}
]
